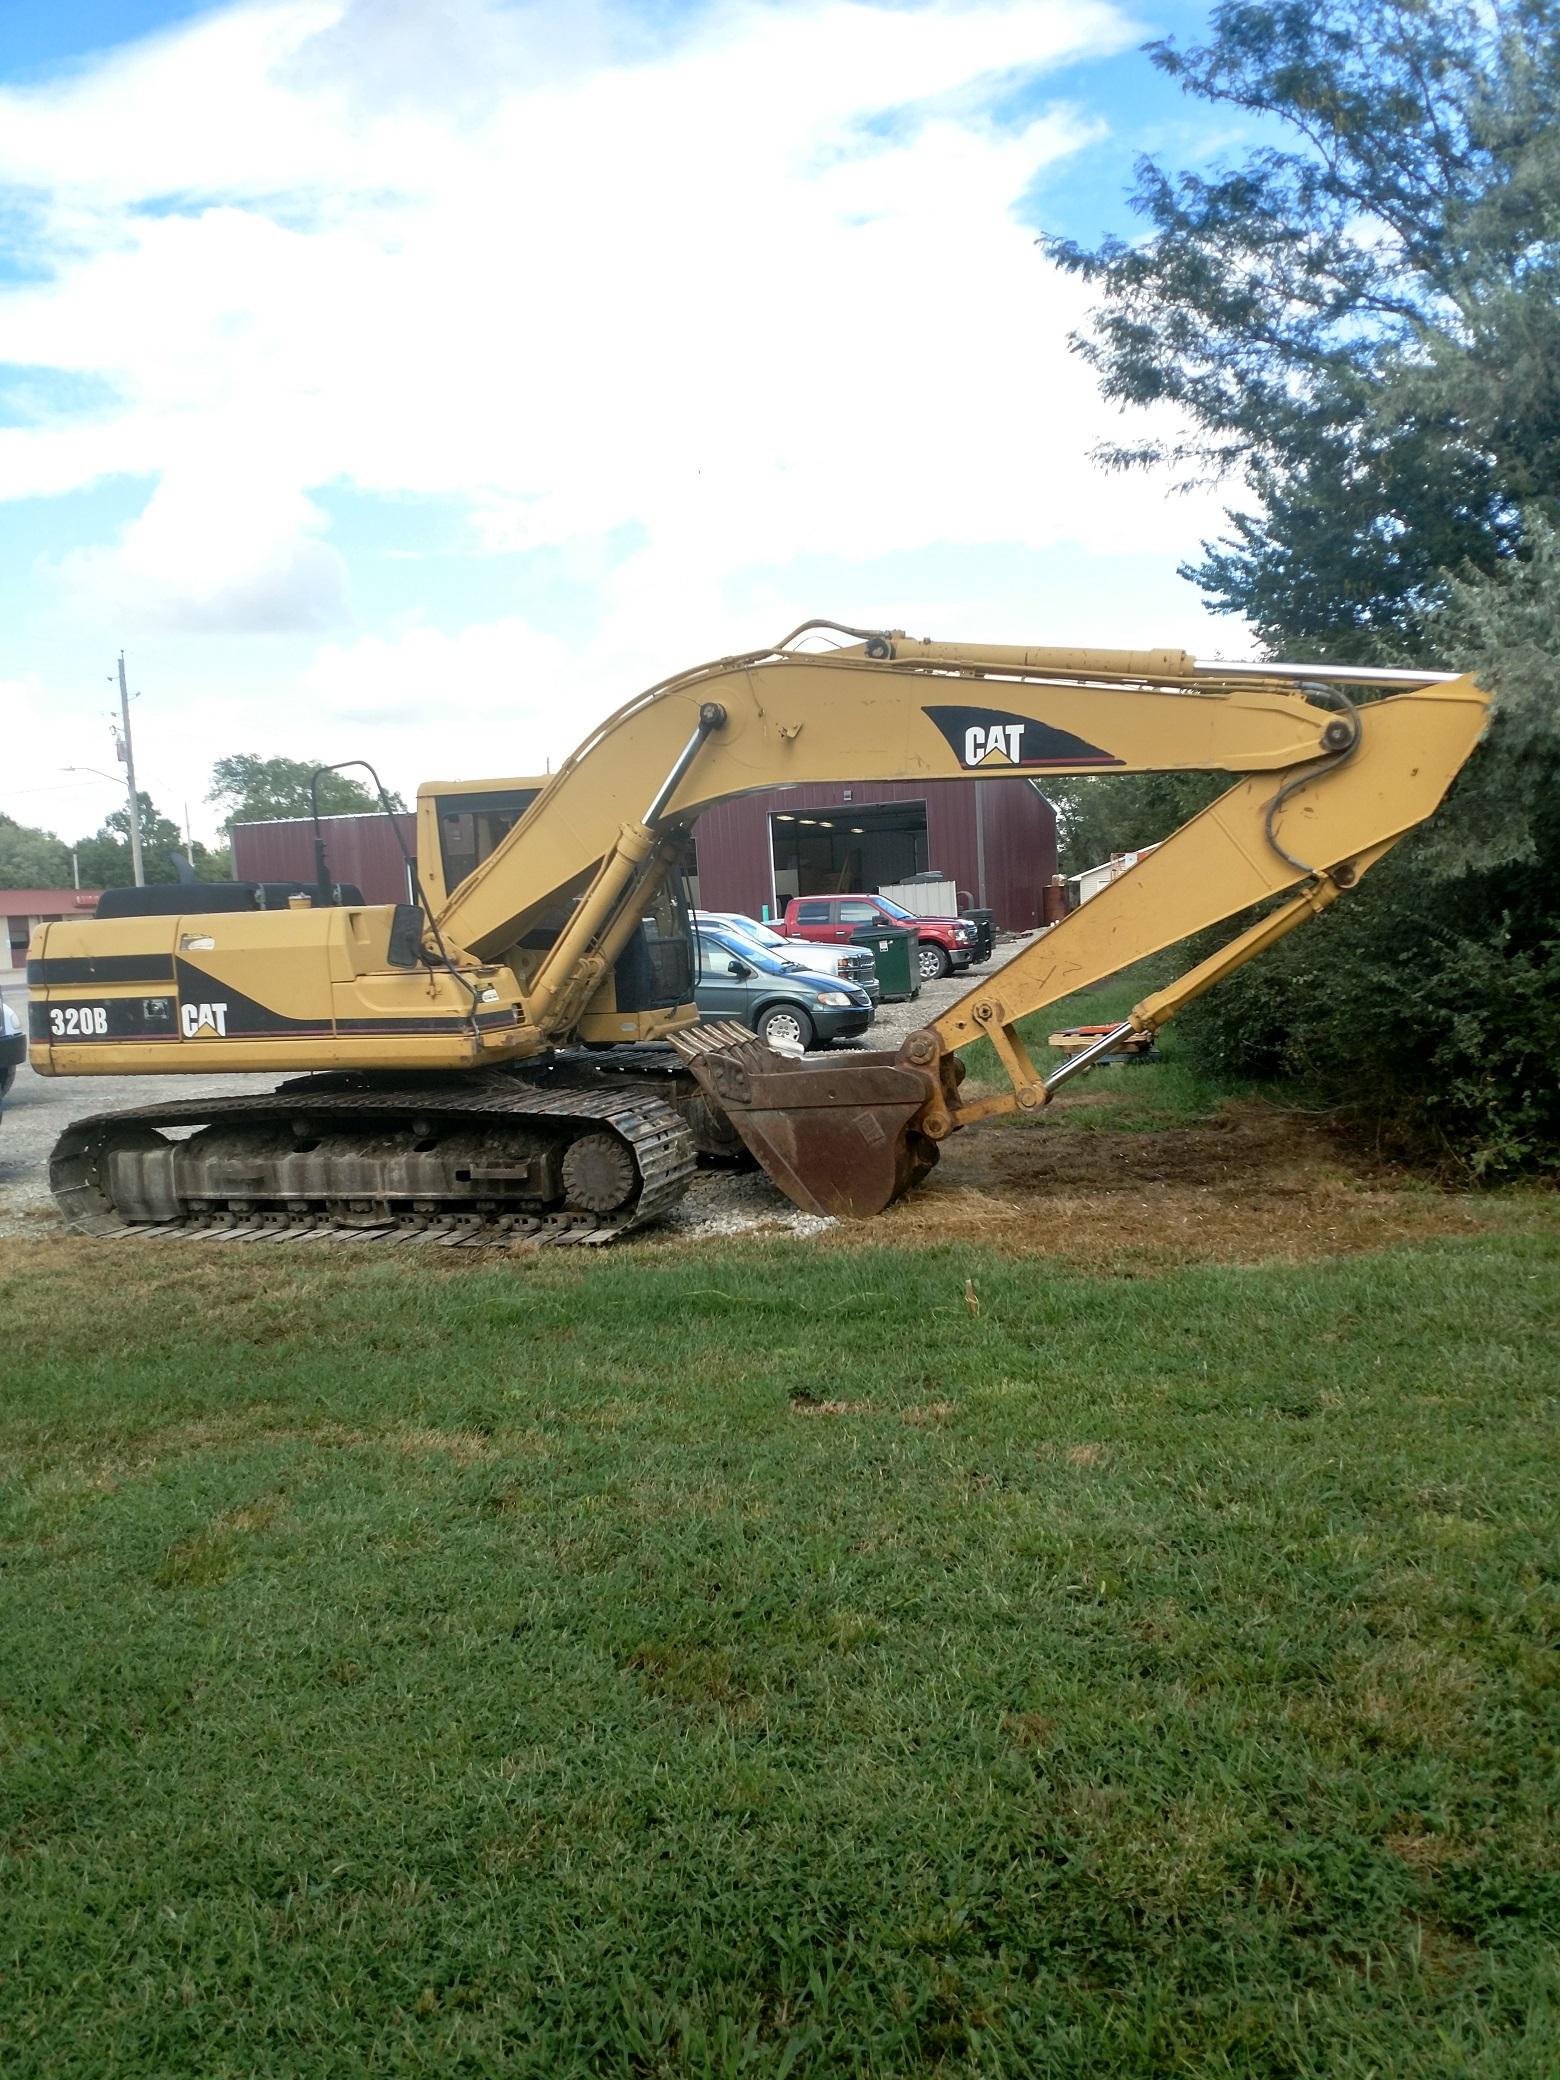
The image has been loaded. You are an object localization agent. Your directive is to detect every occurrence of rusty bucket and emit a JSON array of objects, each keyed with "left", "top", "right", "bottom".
[{"left": 672, "top": 1023, "right": 940, "bottom": 1218}]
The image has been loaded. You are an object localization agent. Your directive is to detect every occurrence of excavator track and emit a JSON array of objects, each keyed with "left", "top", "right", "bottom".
[{"left": 48, "top": 1077, "right": 696, "bottom": 1248}]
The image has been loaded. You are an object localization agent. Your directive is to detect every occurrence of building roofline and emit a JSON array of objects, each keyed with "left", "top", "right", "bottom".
[{"left": 228, "top": 811, "right": 412, "bottom": 829}]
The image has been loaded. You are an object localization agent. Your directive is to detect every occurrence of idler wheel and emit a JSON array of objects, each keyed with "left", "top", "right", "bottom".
[{"left": 561, "top": 1131, "right": 637, "bottom": 1213}]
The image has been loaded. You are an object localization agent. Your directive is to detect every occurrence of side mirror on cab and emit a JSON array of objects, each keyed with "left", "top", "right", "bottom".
[{"left": 727, "top": 959, "right": 751, "bottom": 979}]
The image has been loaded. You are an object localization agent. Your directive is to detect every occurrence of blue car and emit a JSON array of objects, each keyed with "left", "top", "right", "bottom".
[{"left": 692, "top": 920, "right": 873, "bottom": 1051}]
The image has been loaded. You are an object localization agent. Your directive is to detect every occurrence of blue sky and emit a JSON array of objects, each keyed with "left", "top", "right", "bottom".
[{"left": 1, "top": 0, "right": 1248, "bottom": 845}]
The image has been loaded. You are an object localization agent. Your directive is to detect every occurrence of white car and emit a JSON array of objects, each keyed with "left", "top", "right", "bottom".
[
  {"left": 1, "top": 998, "right": 23, "bottom": 1112},
  {"left": 694, "top": 911, "right": 881, "bottom": 1002}
]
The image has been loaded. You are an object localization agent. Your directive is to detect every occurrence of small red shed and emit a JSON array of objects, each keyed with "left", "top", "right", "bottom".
[{"left": 3, "top": 887, "right": 103, "bottom": 972}]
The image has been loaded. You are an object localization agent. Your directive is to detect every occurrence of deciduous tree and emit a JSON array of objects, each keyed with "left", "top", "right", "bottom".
[
  {"left": 208, "top": 754, "right": 404, "bottom": 825},
  {"left": 0, "top": 815, "right": 72, "bottom": 889}
]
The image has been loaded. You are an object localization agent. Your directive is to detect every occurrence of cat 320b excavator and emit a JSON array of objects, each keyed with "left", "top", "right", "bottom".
[{"left": 27, "top": 622, "right": 1488, "bottom": 1246}]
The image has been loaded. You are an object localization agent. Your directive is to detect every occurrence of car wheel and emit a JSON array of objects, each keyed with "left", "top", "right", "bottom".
[
  {"left": 757, "top": 1003, "right": 815, "bottom": 1051},
  {"left": 917, "top": 943, "right": 951, "bottom": 982}
]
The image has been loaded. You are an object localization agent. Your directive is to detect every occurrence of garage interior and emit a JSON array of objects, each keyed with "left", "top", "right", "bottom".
[{"left": 768, "top": 799, "right": 928, "bottom": 904}]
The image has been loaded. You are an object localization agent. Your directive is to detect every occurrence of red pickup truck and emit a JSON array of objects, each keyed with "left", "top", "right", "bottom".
[{"left": 780, "top": 894, "right": 982, "bottom": 984}]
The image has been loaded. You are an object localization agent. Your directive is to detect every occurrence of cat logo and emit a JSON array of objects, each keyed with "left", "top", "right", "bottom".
[
  {"left": 181, "top": 1000, "right": 230, "bottom": 1039},
  {"left": 963, "top": 721, "right": 1026, "bottom": 765},
  {"left": 922, "top": 703, "right": 1125, "bottom": 771}
]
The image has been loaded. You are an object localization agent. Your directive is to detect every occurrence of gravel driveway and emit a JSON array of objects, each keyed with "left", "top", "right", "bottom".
[{"left": 0, "top": 935, "right": 1038, "bottom": 1239}]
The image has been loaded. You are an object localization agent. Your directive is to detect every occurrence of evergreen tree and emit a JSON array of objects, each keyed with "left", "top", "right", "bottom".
[
  {"left": 1044, "top": 0, "right": 1560, "bottom": 1171},
  {"left": 1045, "top": 0, "right": 1559, "bottom": 655}
]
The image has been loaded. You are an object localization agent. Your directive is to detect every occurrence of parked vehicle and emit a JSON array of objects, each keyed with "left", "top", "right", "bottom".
[
  {"left": 1, "top": 999, "right": 23, "bottom": 1115},
  {"left": 694, "top": 910, "right": 880, "bottom": 1003},
  {"left": 780, "top": 893, "right": 985, "bottom": 984},
  {"left": 691, "top": 920, "right": 873, "bottom": 1050}
]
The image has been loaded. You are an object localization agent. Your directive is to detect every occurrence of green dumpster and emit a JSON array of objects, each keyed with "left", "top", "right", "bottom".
[{"left": 851, "top": 923, "right": 919, "bottom": 1004}]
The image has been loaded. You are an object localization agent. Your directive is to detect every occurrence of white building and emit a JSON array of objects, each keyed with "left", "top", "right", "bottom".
[{"left": 1066, "top": 845, "right": 1160, "bottom": 906}]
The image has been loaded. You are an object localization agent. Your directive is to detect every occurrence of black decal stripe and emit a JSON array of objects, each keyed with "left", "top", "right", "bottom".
[
  {"left": 29, "top": 954, "right": 178, "bottom": 985},
  {"left": 31, "top": 1011, "right": 520, "bottom": 1044},
  {"left": 922, "top": 703, "right": 1125, "bottom": 770},
  {"left": 337, "top": 1012, "right": 521, "bottom": 1034},
  {"left": 168, "top": 960, "right": 521, "bottom": 1040},
  {"left": 204, "top": 1017, "right": 516, "bottom": 1038},
  {"left": 341, "top": 1015, "right": 522, "bottom": 1031},
  {"left": 29, "top": 998, "right": 177, "bottom": 1042}
]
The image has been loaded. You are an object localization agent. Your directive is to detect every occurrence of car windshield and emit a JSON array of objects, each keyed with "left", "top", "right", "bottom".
[
  {"left": 873, "top": 895, "right": 917, "bottom": 922},
  {"left": 724, "top": 916, "right": 787, "bottom": 949},
  {"left": 700, "top": 924, "right": 800, "bottom": 976}
]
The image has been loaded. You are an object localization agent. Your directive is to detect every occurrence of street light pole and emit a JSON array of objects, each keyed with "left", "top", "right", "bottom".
[{"left": 116, "top": 651, "right": 145, "bottom": 887}]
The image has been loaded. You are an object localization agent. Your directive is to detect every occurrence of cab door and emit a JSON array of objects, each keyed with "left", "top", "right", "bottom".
[{"left": 836, "top": 899, "right": 880, "bottom": 944}]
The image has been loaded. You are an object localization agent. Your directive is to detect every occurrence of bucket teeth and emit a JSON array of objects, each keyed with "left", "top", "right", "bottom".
[{"left": 668, "top": 1020, "right": 762, "bottom": 1063}]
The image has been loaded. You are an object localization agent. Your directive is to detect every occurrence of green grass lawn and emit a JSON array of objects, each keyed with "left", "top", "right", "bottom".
[{"left": 2, "top": 1216, "right": 1557, "bottom": 2077}]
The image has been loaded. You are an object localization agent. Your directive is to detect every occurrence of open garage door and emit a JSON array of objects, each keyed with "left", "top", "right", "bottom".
[{"left": 770, "top": 799, "right": 927, "bottom": 906}]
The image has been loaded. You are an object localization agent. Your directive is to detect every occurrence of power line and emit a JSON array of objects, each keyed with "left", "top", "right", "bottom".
[{"left": 0, "top": 779, "right": 116, "bottom": 800}]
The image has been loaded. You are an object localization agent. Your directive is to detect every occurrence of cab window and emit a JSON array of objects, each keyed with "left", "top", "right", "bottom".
[
  {"left": 839, "top": 900, "right": 879, "bottom": 923},
  {"left": 795, "top": 900, "right": 830, "bottom": 923},
  {"left": 437, "top": 788, "right": 541, "bottom": 893}
]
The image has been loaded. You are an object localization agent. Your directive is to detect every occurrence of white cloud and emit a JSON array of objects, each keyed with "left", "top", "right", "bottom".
[
  {"left": 55, "top": 472, "right": 350, "bottom": 632},
  {"left": 0, "top": 0, "right": 1248, "bottom": 839}
]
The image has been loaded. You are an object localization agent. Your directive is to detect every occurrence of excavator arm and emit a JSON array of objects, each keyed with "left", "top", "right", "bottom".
[
  {"left": 23, "top": 619, "right": 1487, "bottom": 1243},
  {"left": 432, "top": 625, "right": 1486, "bottom": 1214},
  {"left": 439, "top": 633, "right": 1439, "bottom": 962}
]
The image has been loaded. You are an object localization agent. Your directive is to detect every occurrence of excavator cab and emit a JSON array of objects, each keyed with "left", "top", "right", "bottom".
[
  {"left": 425, "top": 784, "right": 543, "bottom": 906},
  {"left": 419, "top": 774, "right": 702, "bottom": 1047}
]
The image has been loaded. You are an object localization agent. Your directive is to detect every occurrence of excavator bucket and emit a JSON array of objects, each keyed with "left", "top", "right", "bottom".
[{"left": 672, "top": 1023, "right": 941, "bottom": 1218}]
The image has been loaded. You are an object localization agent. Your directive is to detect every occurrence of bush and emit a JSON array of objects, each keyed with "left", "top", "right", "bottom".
[{"left": 1183, "top": 850, "right": 1560, "bottom": 1176}]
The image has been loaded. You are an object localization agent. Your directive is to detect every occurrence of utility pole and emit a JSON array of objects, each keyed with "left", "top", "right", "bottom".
[{"left": 115, "top": 651, "right": 145, "bottom": 887}]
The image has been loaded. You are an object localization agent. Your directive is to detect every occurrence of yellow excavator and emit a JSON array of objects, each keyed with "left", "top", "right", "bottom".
[{"left": 26, "top": 623, "right": 1487, "bottom": 1244}]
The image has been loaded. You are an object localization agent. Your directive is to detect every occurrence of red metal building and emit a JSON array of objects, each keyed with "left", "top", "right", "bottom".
[
  {"left": 690, "top": 778, "right": 1057, "bottom": 931},
  {"left": 230, "top": 777, "right": 1058, "bottom": 931},
  {"left": 230, "top": 814, "right": 417, "bottom": 904}
]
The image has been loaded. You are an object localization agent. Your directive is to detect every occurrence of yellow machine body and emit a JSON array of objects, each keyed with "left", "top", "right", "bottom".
[{"left": 29, "top": 902, "right": 531, "bottom": 1077}]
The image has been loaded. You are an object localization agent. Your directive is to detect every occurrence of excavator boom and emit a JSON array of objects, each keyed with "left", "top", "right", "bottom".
[
  {"left": 423, "top": 626, "right": 1486, "bottom": 1217},
  {"left": 679, "top": 671, "right": 1487, "bottom": 1214}
]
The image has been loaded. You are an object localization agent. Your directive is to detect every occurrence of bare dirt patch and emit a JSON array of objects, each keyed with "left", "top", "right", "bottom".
[
  {"left": 859, "top": 1101, "right": 1498, "bottom": 1268},
  {"left": 1, "top": 1087, "right": 1527, "bottom": 1282}
]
